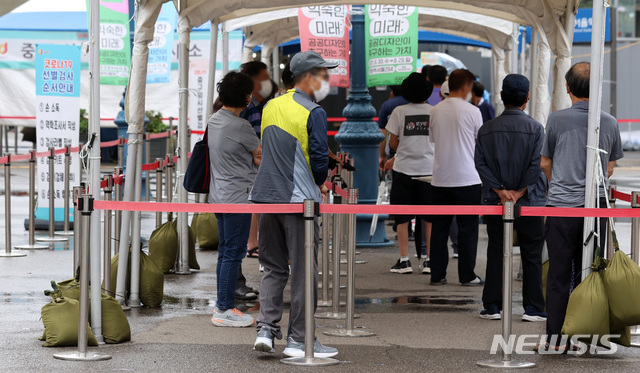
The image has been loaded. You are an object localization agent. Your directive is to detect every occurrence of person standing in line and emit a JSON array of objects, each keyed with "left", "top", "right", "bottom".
[
  {"left": 378, "top": 85, "right": 409, "bottom": 170},
  {"left": 541, "top": 62, "right": 623, "bottom": 350},
  {"left": 471, "top": 81, "right": 495, "bottom": 123},
  {"left": 385, "top": 73, "right": 435, "bottom": 275},
  {"left": 208, "top": 71, "right": 262, "bottom": 327},
  {"left": 250, "top": 51, "right": 338, "bottom": 358},
  {"left": 474, "top": 74, "right": 547, "bottom": 322},
  {"left": 428, "top": 69, "right": 484, "bottom": 286},
  {"left": 426, "top": 65, "right": 447, "bottom": 106}
]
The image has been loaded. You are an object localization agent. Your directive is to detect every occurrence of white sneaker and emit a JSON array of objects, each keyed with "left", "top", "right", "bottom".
[
  {"left": 283, "top": 337, "right": 338, "bottom": 358},
  {"left": 259, "top": 265, "right": 264, "bottom": 272},
  {"left": 211, "top": 308, "right": 255, "bottom": 327}
]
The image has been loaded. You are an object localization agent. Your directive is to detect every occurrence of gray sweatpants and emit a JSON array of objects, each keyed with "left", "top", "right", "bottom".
[{"left": 256, "top": 213, "right": 319, "bottom": 342}]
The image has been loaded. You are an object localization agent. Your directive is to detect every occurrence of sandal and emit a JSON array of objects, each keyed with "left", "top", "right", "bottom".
[{"left": 247, "top": 247, "right": 259, "bottom": 258}]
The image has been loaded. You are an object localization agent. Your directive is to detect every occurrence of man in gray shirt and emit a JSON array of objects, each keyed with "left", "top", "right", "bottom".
[{"left": 540, "top": 62, "right": 623, "bottom": 350}]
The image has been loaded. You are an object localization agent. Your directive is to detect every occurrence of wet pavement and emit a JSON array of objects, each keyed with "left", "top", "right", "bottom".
[{"left": 2, "top": 154, "right": 640, "bottom": 372}]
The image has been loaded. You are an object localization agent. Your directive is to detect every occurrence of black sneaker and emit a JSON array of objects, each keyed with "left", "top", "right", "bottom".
[
  {"left": 461, "top": 276, "right": 485, "bottom": 286},
  {"left": 430, "top": 278, "right": 447, "bottom": 286},
  {"left": 235, "top": 285, "right": 258, "bottom": 300},
  {"left": 390, "top": 259, "right": 413, "bottom": 274},
  {"left": 422, "top": 260, "right": 431, "bottom": 274},
  {"left": 480, "top": 304, "right": 501, "bottom": 320}
]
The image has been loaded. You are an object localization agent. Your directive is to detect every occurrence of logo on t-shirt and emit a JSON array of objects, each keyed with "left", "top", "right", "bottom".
[{"left": 404, "top": 115, "right": 429, "bottom": 136}]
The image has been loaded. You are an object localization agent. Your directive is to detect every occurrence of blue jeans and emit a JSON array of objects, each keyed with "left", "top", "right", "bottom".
[{"left": 215, "top": 213, "right": 251, "bottom": 311}]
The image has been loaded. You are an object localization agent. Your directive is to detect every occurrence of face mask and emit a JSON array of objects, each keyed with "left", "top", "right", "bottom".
[
  {"left": 465, "top": 92, "right": 472, "bottom": 102},
  {"left": 258, "top": 80, "right": 271, "bottom": 99},
  {"left": 313, "top": 78, "right": 331, "bottom": 102}
]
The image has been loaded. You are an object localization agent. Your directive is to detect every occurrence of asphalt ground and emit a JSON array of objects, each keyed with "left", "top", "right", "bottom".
[{"left": 1, "top": 150, "right": 640, "bottom": 372}]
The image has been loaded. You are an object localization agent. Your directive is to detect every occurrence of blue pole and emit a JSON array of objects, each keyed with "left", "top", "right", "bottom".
[{"left": 335, "top": 5, "right": 391, "bottom": 247}]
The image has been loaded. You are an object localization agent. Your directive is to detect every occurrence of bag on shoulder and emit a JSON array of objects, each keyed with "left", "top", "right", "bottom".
[{"left": 183, "top": 128, "right": 210, "bottom": 193}]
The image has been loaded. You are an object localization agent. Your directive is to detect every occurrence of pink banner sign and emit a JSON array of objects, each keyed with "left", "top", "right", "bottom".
[{"left": 298, "top": 6, "right": 350, "bottom": 88}]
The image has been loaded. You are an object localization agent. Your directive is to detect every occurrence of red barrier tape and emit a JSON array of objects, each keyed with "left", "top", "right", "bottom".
[
  {"left": 324, "top": 181, "right": 348, "bottom": 199},
  {"left": 141, "top": 161, "right": 160, "bottom": 172},
  {"left": 611, "top": 190, "right": 634, "bottom": 203},
  {"left": 148, "top": 131, "right": 172, "bottom": 140},
  {"left": 91, "top": 200, "right": 640, "bottom": 218},
  {"left": 100, "top": 179, "right": 108, "bottom": 189},
  {"left": 0, "top": 156, "right": 8, "bottom": 164},
  {"left": 11, "top": 153, "right": 32, "bottom": 162},
  {"left": 100, "top": 139, "right": 120, "bottom": 148},
  {"left": 114, "top": 175, "right": 124, "bottom": 185}
]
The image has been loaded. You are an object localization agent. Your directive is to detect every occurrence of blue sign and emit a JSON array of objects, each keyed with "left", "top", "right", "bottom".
[
  {"left": 147, "top": 2, "right": 177, "bottom": 83},
  {"left": 35, "top": 44, "right": 81, "bottom": 97},
  {"left": 574, "top": 8, "right": 611, "bottom": 43}
]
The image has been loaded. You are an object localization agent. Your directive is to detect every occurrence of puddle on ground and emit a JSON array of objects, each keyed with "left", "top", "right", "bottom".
[{"left": 356, "top": 295, "right": 480, "bottom": 307}]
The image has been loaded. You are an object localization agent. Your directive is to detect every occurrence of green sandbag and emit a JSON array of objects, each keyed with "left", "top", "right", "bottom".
[
  {"left": 148, "top": 220, "right": 179, "bottom": 273},
  {"left": 100, "top": 293, "right": 131, "bottom": 344},
  {"left": 561, "top": 269, "right": 610, "bottom": 346},
  {"left": 58, "top": 278, "right": 80, "bottom": 301},
  {"left": 140, "top": 250, "right": 164, "bottom": 307},
  {"left": 602, "top": 250, "right": 640, "bottom": 330},
  {"left": 41, "top": 284, "right": 98, "bottom": 347},
  {"left": 610, "top": 326, "right": 631, "bottom": 347},
  {"left": 194, "top": 212, "right": 219, "bottom": 249},
  {"left": 188, "top": 225, "right": 200, "bottom": 270}
]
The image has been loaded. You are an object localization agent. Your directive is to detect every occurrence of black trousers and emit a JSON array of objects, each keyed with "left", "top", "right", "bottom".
[
  {"left": 236, "top": 266, "right": 246, "bottom": 290},
  {"left": 430, "top": 184, "right": 481, "bottom": 283},
  {"left": 545, "top": 203, "right": 608, "bottom": 342},
  {"left": 482, "top": 215, "right": 545, "bottom": 311}
]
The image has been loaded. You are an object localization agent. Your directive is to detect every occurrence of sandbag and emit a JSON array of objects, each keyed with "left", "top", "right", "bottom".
[
  {"left": 148, "top": 220, "right": 179, "bottom": 273},
  {"left": 188, "top": 225, "right": 200, "bottom": 270},
  {"left": 108, "top": 252, "right": 131, "bottom": 299},
  {"left": 610, "top": 326, "right": 631, "bottom": 347},
  {"left": 194, "top": 212, "right": 219, "bottom": 249},
  {"left": 602, "top": 249, "right": 640, "bottom": 330},
  {"left": 561, "top": 269, "right": 610, "bottom": 346},
  {"left": 140, "top": 250, "right": 164, "bottom": 307},
  {"left": 100, "top": 293, "right": 131, "bottom": 344},
  {"left": 40, "top": 283, "right": 98, "bottom": 347}
]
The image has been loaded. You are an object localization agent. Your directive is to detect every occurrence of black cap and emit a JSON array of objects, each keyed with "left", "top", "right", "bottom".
[
  {"left": 401, "top": 72, "right": 433, "bottom": 104},
  {"left": 502, "top": 74, "right": 530, "bottom": 96},
  {"left": 290, "top": 51, "right": 339, "bottom": 77}
]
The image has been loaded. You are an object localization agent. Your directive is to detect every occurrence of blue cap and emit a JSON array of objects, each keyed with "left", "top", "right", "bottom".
[
  {"left": 502, "top": 74, "right": 530, "bottom": 96},
  {"left": 290, "top": 51, "right": 339, "bottom": 78}
]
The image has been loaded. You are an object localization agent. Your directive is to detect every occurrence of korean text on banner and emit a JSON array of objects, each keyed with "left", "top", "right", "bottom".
[
  {"left": 365, "top": 5, "right": 418, "bottom": 87},
  {"left": 87, "top": 0, "right": 131, "bottom": 85},
  {"left": 298, "top": 6, "right": 350, "bottom": 88},
  {"left": 34, "top": 44, "right": 81, "bottom": 221},
  {"left": 147, "top": 2, "right": 177, "bottom": 84}
]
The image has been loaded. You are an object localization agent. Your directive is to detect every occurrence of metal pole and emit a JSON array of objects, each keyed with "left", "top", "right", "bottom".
[
  {"left": 145, "top": 133, "right": 151, "bottom": 202},
  {"left": 582, "top": 0, "right": 607, "bottom": 281},
  {"left": 3, "top": 125, "right": 8, "bottom": 154},
  {"left": 165, "top": 119, "right": 172, "bottom": 156},
  {"left": 0, "top": 155, "right": 26, "bottom": 257},
  {"left": 155, "top": 158, "right": 164, "bottom": 228},
  {"left": 610, "top": 7, "right": 618, "bottom": 118},
  {"left": 113, "top": 166, "right": 123, "bottom": 248},
  {"left": 477, "top": 202, "right": 534, "bottom": 368},
  {"left": 0, "top": 126, "right": 3, "bottom": 157},
  {"left": 316, "top": 195, "right": 346, "bottom": 320},
  {"left": 325, "top": 189, "right": 374, "bottom": 337},
  {"left": 57, "top": 146, "right": 74, "bottom": 236},
  {"left": 529, "top": 29, "right": 539, "bottom": 119},
  {"left": 631, "top": 192, "right": 640, "bottom": 263},
  {"left": 53, "top": 194, "right": 111, "bottom": 361},
  {"left": 13, "top": 126, "right": 17, "bottom": 154},
  {"left": 128, "top": 139, "right": 144, "bottom": 308},
  {"left": 15, "top": 150, "right": 46, "bottom": 250},
  {"left": 206, "top": 21, "right": 219, "bottom": 119},
  {"left": 606, "top": 187, "right": 616, "bottom": 260},
  {"left": 166, "top": 155, "right": 174, "bottom": 203},
  {"left": 222, "top": 24, "right": 229, "bottom": 74},
  {"left": 72, "top": 186, "right": 83, "bottom": 275},
  {"left": 103, "top": 175, "right": 113, "bottom": 297},
  {"left": 318, "top": 192, "right": 332, "bottom": 307},
  {"left": 117, "top": 137, "right": 124, "bottom": 169},
  {"left": 519, "top": 28, "right": 526, "bottom": 76},
  {"left": 36, "top": 148, "right": 68, "bottom": 243},
  {"left": 281, "top": 200, "right": 339, "bottom": 366}
]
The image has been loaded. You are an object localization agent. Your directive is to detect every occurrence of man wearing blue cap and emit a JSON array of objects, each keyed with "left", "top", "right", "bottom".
[
  {"left": 250, "top": 50, "right": 338, "bottom": 358},
  {"left": 474, "top": 74, "right": 548, "bottom": 322}
]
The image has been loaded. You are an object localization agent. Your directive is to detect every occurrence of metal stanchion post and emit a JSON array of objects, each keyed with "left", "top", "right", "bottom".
[
  {"left": 117, "top": 137, "right": 124, "bottom": 169},
  {"left": 155, "top": 158, "right": 164, "bottom": 228},
  {"left": 282, "top": 200, "right": 339, "bottom": 367},
  {"left": 166, "top": 155, "right": 174, "bottom": 203},
  {"left": 13, "top": 126, "right": 17, "bottom": 154},
  {"left": 477, "top": 201, "right": 534, "bottom": 368},
  {"left": 72, "top": 186, "right": 83, "bottom": 275},
  {"left": 630, "top": 192, "right": 640, "bottom": 343},
  {"left": 36, "top": 148, "right": 68, "bottom": 243},
  {"left": 57, "top": 146, "right": 74, "bottom": 236},
  {"left": 316, "top": 195, "right": 348, "bottom": 320},
  {"left": 325, "top": 189, "right": 374, "bottom": 337},
  {"left": 606, "top": 187, "right": 617, "bottom": 260},
  {"left": 113, "top": 166, "right": 123, "bottom": 248},
  {"left": 103, "top": 175, "right": 113, "bottom": 296},
  {"left": 318, "top": 191, "right": 333, "bottom": 307},
  {"left": 0, "top": 155, "right": 26, "bottom": 258},
  {"left": 53, "top": 194, "right": 111, "bottom": 362},
  {"left": 145, "top": 133, "right": 151, "bottom": 202},
  {"left": 15, "top": 150, "right": 46, "bottom": 250}
]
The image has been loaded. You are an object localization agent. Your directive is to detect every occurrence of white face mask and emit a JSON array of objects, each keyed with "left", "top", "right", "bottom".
[
  {"left": 258, "top": 80, "right": 271, "bottom": 99},
  {"left": 313, "top": 78, "right": 331, "bottom": 102},
  {"left": 465, "top": 92, "right": 472, "bottom": 102}
]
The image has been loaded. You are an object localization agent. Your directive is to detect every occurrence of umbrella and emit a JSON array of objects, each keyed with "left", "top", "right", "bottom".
[
  {"left": 369, "top": 172, "right": 392, "bottom": 241},
  {"left": 419, "top": 52, "right": 467, "bottom": 73}
]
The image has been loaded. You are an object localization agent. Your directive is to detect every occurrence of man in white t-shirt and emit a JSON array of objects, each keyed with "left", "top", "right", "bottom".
[
  {"left": 428, "top": 69, "right": 484, "bottom": 286},
  {"left": 385, "top": 72, "right": 434, "bottom": 274}
]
